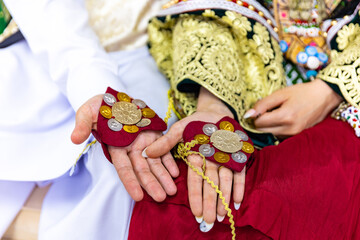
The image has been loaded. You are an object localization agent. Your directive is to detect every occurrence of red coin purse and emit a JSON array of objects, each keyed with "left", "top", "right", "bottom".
[
  {"left": 92, "top": 87, "right": 167, "bottom": 163},
  {"left": 182, "top": 117, "right": 254, "bottom": 172}
]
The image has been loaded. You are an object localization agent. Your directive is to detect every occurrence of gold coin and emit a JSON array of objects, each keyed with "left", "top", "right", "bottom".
[
  {"left": 214, "top": 152, "right": 230, "bottom": 163},
  {"left": 142, "top": 108, "right": 156, "bottom": 118},
  {"left": 100, "top": 105, "right": 112, "bottom": 119},
  {"left": 219, "top": 121, "right": 235, "bottom": 132},
  {"left": 210, "top": 130, "right": 242, "bottom": 153},
  {"left": 123, "top": 125, "right": 139, "bottom": 133},
  {"left": 117, "top": 92, "right": 131, "bottom": 102},
  {"left": 136, "top": 118, "right": 151, "bottom": 127},
  {"left": 112, "top": 101, "right": 142, "bottom": 125},
  {"left": 194, "top": 134, "right": 210, "bottom": 144},
  {"left": 242, "top": 142, "right": 254, "bottom": 154}
]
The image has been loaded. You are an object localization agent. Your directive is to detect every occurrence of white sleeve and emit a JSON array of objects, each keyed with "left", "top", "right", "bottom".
[{"left": 4, "top": 0, "right": 127, "bottom": 111}]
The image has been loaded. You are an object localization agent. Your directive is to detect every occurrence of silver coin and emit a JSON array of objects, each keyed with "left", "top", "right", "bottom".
[
  {"left": 210, "top": 130, "right": 243, "bottom": 153},
  {"left": 132, "top": 99, "right": 147, "bottom": 109},
  {"left": 231, "top": 151, "right": 247, "bottom": 163},
  {"left": 235, "top": 130, "right": 249, "bottom": 141},
  {"left": 103, "top": 93, "right": 117, "bottom": 106},
  {"left": 136, "top": 118, "right": 151, "bottom": 127},
  {"left": 107, "top": 118, "right": 123, "bottom": 131},
  {"left": 199, "top": 144, "right": 215, "bottom": 157},
  {"left": 202, "top": 124, "right": 218, "bottom": 136}
]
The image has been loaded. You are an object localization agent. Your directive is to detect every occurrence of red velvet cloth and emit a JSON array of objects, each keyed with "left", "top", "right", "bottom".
[
  {"left": 92, "top": 87, "right": 167, "bottom": 163},
  {"left": 128, "top": 117, "right": 360, "bottom": 239},
  {"left": 183, "top": 116, "right": 253, "bottom": 172}
]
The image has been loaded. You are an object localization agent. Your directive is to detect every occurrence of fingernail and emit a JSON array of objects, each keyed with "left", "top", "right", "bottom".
[
  {"left": 217, "top": 214, "right": 225, "bottom": 222},
  {"left": 244, "top": 109, "right": 256, "bottom": 119},
  {"left": 142, "top": 148, "right": 148, "bottom": 158},
  {"left": 234, "top": 202, "right": 241, "bottom": 210},
  {"left": 195, "top": 216, "right": 203, "bottom": 223},
  {"left": 199, "top": 221, "right": 214, "bottom": 233}
]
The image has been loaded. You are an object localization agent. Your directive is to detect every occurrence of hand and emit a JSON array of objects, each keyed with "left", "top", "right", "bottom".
[
  {"left": 245, "top": 79, "right": 343, "bottom": 137},
  {"left": 145, "top": 88, "right": 246, "bottom": 232},
  {"left": 71, "top": 95, "right": 179, "bottom": 202}
]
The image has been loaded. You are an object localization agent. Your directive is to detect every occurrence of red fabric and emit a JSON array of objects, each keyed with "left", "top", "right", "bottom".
[
  {"left": 92, "top": 87, "right": 167, "bottom": 163},
  {"left": 183, "top": 116, "right": 253, "bottom": 172},
  {"left": 128, "top": 117, "right": 360, "bottom": 239}
]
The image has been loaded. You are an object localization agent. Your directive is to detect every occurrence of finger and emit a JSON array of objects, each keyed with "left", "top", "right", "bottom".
[
  {"left": 145, "top": 121, "right": 186, "bottom": 158},
  {"left": 161, "top": 152, "right": 180, "bottom": 178},
  {"left": 129, "top": 150, "right": 167, "bottom": 202},
  {"left": 233, "top": 166, "right": 246, "bottom": 210},
  {"left": 187, "top": 154, "right": 205, "bottom": 222},
  {"left": 202, "top": 161, "right": 219, "bottom": 227},
  {"left": 251, "top": 90, "right": 288, "bottom": 117},
  {"left": 216, "top": 167, "right": 233, "bottom": 222},
  {"left": 146, "top": 157, "right": 177, "bottom": 196},
  {"left": 71, "top": 95, "right": 102, "bottom": 144},
  {"left": 254, "top": 107, "right": 288, "bottom": 128},
  {"left": 109, "top": 146, "right": 144, "bottom": 202}
]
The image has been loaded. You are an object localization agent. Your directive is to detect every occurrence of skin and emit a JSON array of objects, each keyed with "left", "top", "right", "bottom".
[
  {"left": 71, "top": 95, "right": 179, "bottom": 202},
  {"left": 71, "top": 79, "right": 342, "bottom": 230},
  {"left": 251, "top": 79, "right": 343, "bottom": 137},
  {"left": 145, "top": 87, "right": 246, "bottom": 225}
]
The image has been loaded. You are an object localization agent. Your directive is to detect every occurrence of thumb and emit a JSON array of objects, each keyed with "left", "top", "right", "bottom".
[
  {"left": 71, "top": 95, "right": 103, "bottom": 144},
  {"left": 145, "top": 120, "right": 186, "bottom": 158}
]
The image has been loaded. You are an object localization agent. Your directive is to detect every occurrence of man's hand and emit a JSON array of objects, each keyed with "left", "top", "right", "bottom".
[
  {"left": 245, "top": 79, "right": 343, "bottom": 137},
  {"left": 71, "top": 95, "right": 179, "bottom": 202}
]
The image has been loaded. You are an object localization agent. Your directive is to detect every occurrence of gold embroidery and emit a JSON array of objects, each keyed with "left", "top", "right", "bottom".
[
  {"left": 318, "top": 23, "right": 360, "bottom": 108},
  {"left": 336, "top": 23, "right": 360, "bottom": 50},
  {"left": 0, "top": 20, "right": 18, "bottom": 44},
  {"left": 148, "top": 12, "right": 286, "bottom": 133}
]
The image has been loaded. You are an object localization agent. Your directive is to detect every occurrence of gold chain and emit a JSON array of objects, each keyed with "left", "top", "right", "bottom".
[{"left": 176, "top": 140, "right": 236, "bottom": 240}]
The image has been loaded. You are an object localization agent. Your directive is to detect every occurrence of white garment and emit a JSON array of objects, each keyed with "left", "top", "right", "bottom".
[
  {"left": 0, "top": 0, "right": 176, "bottom": 237},
  {"left": 86, "top": 0, "right": 168, "bottom": 51}
]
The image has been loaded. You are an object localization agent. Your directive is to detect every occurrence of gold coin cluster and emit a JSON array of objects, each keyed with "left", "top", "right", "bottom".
[
  {"left": 194, "top": 120, "right": 254, "bottom": 164},
  {"left": 100, "top": 92, "right": 156, "bottom": 133}
]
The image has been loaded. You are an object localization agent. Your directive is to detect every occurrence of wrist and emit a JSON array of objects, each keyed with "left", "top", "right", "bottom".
[
  {"left": 196, "top": 87, "right": 234, "bottom": 118},
  {"left": 314, "top": 79, "right": 343, "bottom": 109}
]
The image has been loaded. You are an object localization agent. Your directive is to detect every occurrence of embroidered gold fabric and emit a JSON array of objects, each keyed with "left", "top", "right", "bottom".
[
  {"left": 148, "top": 10, "right": 286, "bottom": 133},
  {"left": 317, "top": 23, "right": 360, "bottom": 109}
]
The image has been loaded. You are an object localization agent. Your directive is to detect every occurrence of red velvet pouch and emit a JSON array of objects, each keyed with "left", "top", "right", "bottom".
[
  {"left": 92, "top": 87, "right": 167, "bottom": 163},
  {"left": 182, "top": 117, "right": 254, "bottom": 172}
]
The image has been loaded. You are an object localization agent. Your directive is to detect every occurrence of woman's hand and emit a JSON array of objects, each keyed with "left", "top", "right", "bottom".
[
  {"left": 145, "top": 88, "right": 246, "bottom": 232},
  {"left": 245, "top": 79, "right": 343, "bottom": 137},
  {"left": 71, "top": 95, "right": 179, "bottom": 202}
]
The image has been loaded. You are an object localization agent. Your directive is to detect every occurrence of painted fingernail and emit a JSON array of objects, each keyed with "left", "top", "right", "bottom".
[
  {"left": 234, "top": 202, "right": 241, "bottom": 210},
  {"left": 244, "top": 109, "right": 256, "bottom": 119},
  {"left": 199, "top": 221, "right": 214, "bottom": 233},
  {"left": 217, "top": 214, "right": 225, "bottom": 222},
  {"left": 195, "top": 216, "right": 203, "bottom": 223},
  {"left": 142, "top": 148, "right": 148, "bottom": 158}
]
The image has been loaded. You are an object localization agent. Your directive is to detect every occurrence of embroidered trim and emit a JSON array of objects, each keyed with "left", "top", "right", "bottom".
[
  {"left": 317, "top": 22, "right": 360, "bottom": 109},
  {"left": 0, "top": 20, "right": 19, "bottom": 44},
  {"left": 322, "top": 4, "right": 360, "bottom": 46},
  {"left": 159, "top": 0, "right": 279, "bottom": 40},
  {"left": 148, "top": 11, "right": 286, "bottom": 133}
]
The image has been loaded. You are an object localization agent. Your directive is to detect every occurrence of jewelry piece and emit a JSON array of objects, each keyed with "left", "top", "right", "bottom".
[
  {"left": 181, "top": 116, "right": 254, "bottom": 172},
  {"left": 93, "top": 87, "right": 168, "bottom": 163}
]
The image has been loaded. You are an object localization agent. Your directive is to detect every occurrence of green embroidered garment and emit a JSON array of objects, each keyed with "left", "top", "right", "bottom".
[{"left": 0, "top": 0, "right": 11, "bottom": 35}]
